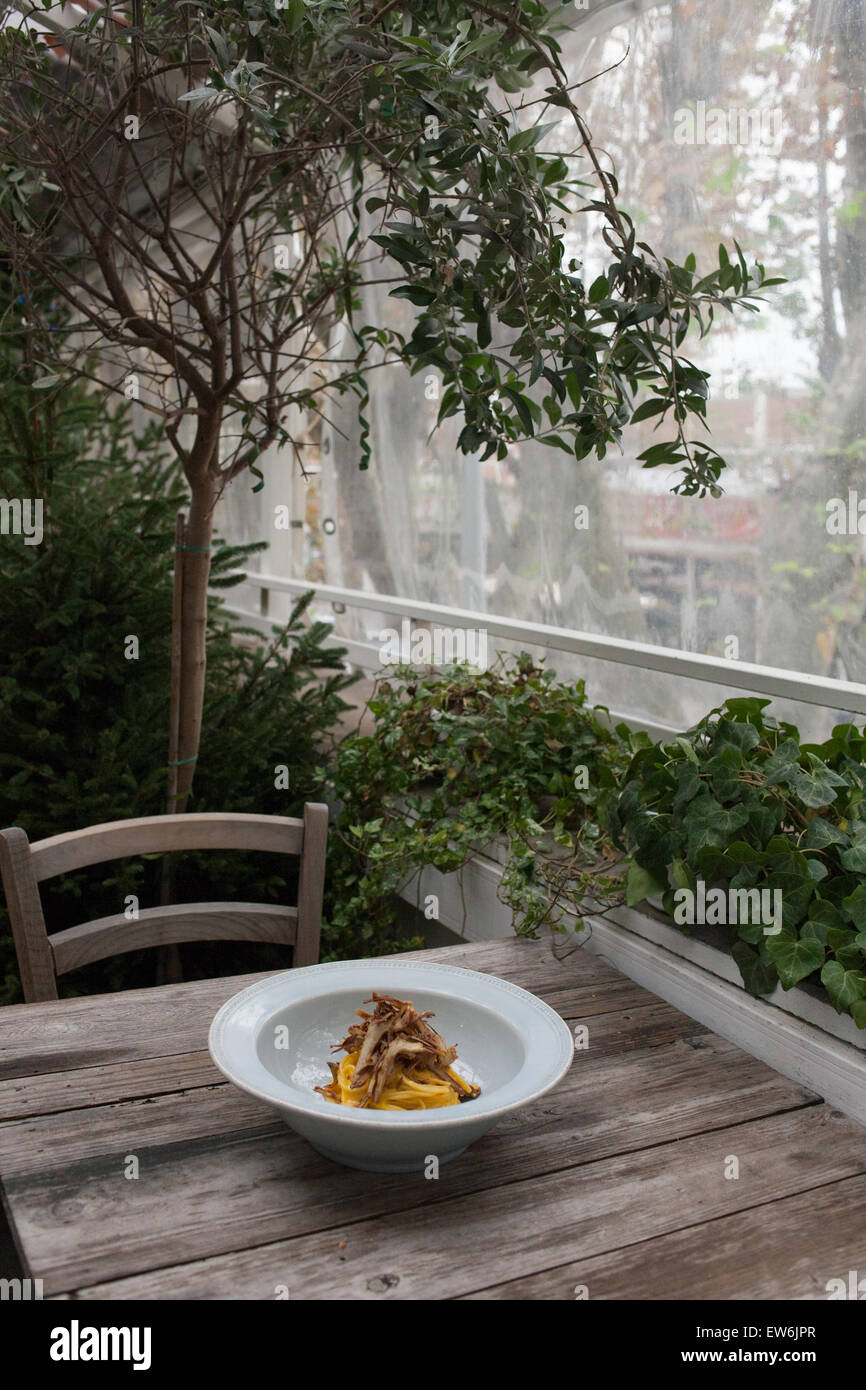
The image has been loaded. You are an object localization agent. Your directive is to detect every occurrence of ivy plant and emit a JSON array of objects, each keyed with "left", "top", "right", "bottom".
[
  {"left": 327, "top": 670, "right": 866, "bottom": 1032},
  {"left": 611, "top": 698, "right": 866, "bottom": 1027},
  {"left": 322, "top": 655, "right": 633, "bottom": 955},
  {"left": 0, "top": 0, "right": 783, "bottom": 808}
]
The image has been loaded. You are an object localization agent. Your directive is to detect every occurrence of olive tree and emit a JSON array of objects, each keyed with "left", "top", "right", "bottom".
[{"left": 0, "top": 0, "right": 777, "bottom": 803}]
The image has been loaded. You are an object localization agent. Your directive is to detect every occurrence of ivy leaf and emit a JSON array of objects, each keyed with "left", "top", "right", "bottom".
[
  {"left": 726, "top": 841, "right": 766, "bottom": 864},
  {"left": 835, "top": 943, "right": 865, "bottom": 971},
  {"left": 735, "top": 916, "right": 766, "bottom": 945},
  {"left": 840, "top": 843, "right": 866, "bottom": 873},
  {"left": 675, "top": 737, "right": 700, "bottom": 766},
  {"left": 694, "top": 844, "right": 732, "bottom": 883},
  {"left": 634, "top": 813, "right": 676, "bottom": 870},
  {"left": 827, "top": 926, "right": 858, "bottom": 953},
  {"left": 746, "top": 803, "right": 782, "bottom": 843},
  {"left": 732, "top": 941, "right": 778, "bottom": 997},
  {"left": 685, "top": 794, "right": 749, "bottom": 857},
  {"left": 730, "top": 863, "right": 761, "bottom": 892},
  {"left": 724, "top": 698, "right": 772, "bottom": 719},
  {"left": 766, "top": 872, "right": 814, "bottom": 931},
  {"left": 671, "top": 858, "right": 696, "bottom": 891},
  {"left": 625, "top": 860, "right": 666, "bottom": 907},
  {"left": 800, "top": 817, "right": 849, "bottom": 851},
  {"left": 716, "top": 718, "right": 760, "bottom": 754},
  {"left": 765, "top": 932, "right": 825, "bottom": 989},
  {"left": 762, "top": 737, "right": 801, "bottom": 786},
  {"left": 672, "top": 764, "right": 702, "bottom": 814},
  {"left": 791, "top": 754, "right": 847, "bottom": 809},
  {"left": 821, "top": 959, "right": 866, "bottom": 1014},
  {"left": 805, "top": 899, "right": 845, "bottom": 939},
  {"left": 705, "top": 744, "right": 744, "bottom": 801},
  {"left": 843, "top": 884, "right": 866, "bottom": 930},
  {"left": 801, "top": 919, "right": 829, "bottom": 946}
]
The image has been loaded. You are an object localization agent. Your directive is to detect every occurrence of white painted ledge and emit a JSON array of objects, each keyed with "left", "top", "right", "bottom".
[{"left": 397, "top": 843, "right": 866, "bottom": 1127}]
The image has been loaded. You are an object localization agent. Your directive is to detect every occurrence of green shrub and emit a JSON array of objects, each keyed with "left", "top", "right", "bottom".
[
  {"left": 0, "top": 380, "right": 354, "bottom": 1002},
  {"left": 323, "top": 657, "right": 631, "bottom": 953}
]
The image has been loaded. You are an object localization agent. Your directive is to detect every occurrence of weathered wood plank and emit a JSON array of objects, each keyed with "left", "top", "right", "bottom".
[
  {"left": 461, "top": 1173, "right": 866, "bottom": 1301},
  {"left": 2, "top": 1034, "right": 819, "bottom": 1292},
  {"left": 0, "top": 1003, "right": 761, "bottom": 1172},
  {"left": 70, "top": 1106, "right": 866, "bottom": 1300},
  {"left": 0, "top": 938, "right": 648, "bottom": 1081},
  {"left": 0, "top": 1086, "right": 280, "bottom": 1176},
  {"left": 0, "top": 999, "right": 706, "bottom": 1122},
  {"left": 0, "top": 1051, "right": 222, "bottom": 1122},
  {"left": 0, "top": 999, "right": 701, "bottom": 1122},
  {"left": 0, "top": 969, "right": 283, "bottom": 1081}
]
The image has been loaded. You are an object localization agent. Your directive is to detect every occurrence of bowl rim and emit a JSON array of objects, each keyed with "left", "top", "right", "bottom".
[{"left": 208, "top": 958, "right": 574, "bottom": 1130}]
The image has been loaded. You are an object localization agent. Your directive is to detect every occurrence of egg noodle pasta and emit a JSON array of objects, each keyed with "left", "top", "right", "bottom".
[{"left": 315, "top": 993, "right": 481, "bottom": 1111}]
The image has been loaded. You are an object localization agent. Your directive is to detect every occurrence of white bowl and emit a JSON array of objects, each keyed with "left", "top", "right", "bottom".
[{"left": 208, "top": 958, "right": 574, "bottom": 1171}]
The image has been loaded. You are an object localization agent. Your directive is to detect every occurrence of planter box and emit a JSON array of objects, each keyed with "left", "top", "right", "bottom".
[{"left": 396, "top": 834, "right": 866, "bottom": 1126}]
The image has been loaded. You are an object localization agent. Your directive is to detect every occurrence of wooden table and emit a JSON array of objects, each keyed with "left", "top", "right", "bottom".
[{"left": 1, "top": 936, "right": 865, "bottom": 1300}]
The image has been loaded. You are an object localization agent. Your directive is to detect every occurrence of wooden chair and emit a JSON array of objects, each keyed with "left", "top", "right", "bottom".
[{"left": 0, "top": 806, "right": 328, "bottom": 1003}]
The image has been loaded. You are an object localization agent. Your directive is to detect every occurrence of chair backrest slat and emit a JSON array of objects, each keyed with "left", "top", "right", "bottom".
[
  {"left": 29, "top": 813, "right": 305, "bottom": 883},
  {"left": 51, "top": 902, "right": 299, "bottom": 975},
  {"left": 0, "top": 805, "right": 328, "bottom": 1003}
]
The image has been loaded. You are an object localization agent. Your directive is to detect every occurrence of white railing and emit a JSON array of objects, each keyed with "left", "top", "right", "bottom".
[{"left": 222, "top": 570, "right": 866, "bottom": 732}]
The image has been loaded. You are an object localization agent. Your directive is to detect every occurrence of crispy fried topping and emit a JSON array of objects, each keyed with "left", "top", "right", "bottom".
[{"left": 314, "top": 992, "right": 481, "bottom": 1107}]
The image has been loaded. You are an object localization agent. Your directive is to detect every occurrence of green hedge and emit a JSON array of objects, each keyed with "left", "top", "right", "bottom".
[{"left": 0, "top": 385, "right": 355, "bottom": 1002}]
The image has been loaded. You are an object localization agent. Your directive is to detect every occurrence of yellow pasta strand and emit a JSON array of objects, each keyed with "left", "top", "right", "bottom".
[{"left": 323, "top": 1050, "right": 466, "bottom": 1110}]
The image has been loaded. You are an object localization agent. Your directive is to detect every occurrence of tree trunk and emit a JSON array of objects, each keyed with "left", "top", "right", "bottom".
[{"left": 174, "top": 468, "right": 219, "bottom": 809}]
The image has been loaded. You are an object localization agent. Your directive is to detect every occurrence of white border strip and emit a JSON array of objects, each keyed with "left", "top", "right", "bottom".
[
  {"left": 580, "top": 913, "right": 866, "bottom": 1126},
  {"left": 227, "top": 572, "right": 866, "bottom": 715}
]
